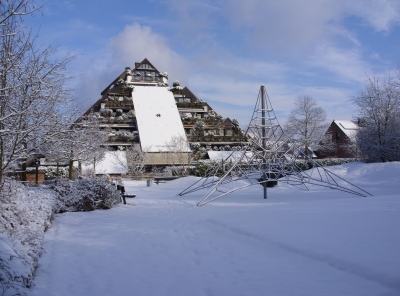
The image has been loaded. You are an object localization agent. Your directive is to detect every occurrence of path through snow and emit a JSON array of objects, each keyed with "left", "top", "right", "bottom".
[{"left": 30, "top": 162, "right": 400, "bottom": 296}]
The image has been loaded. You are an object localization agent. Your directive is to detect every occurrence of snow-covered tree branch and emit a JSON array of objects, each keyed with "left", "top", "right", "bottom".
[
  {"left": 284, "top": 96, "right": 328, "bottom": 157},
  {"left": 0, "top": 2, "right": 77, "bottom": 185},
  {"left": 162, "top": 135, "right": 191, "bottom": 176},
  {"left": 352, "top": 73, "right": 400, "bottom": 162}
]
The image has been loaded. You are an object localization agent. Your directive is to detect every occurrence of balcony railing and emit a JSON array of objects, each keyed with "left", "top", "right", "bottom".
[
  {"left": 176, "top": 102, "right": 204, "bottom": 109},
  {"left": 105, "top": 101, "right": 133, "bottom": 108},
  {"left": 182, "top": 117, "right": 223, "bottom": 125},
  {"left": 132, "top": 76, "right": 161, "bottom": 82},
  {"left": 187, "top": 135, "right": 247, "bottom": 142}
]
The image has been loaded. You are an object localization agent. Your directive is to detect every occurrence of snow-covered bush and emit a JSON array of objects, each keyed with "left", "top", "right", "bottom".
[
  {"left": 0, "top": 180, "right": 56, "bottom": 296},
  {"left": 126, "top": 109, "right": 136, "bottom": 119},
  {"left": 47, "top": 178, "right": 118, "bottom": 212},
  {"left": 0, "top": 177, "right": 119, "bottom": 295},
  {"left": 195, "top": 160, "right": 227, "bottom": 177},
  {"left": 191, "top": 121, "right": 205, "bottom": 138},
  {"left": 190, "top": 143, "right": 200, "bottom": 151},
  {"left": 100, "top": 108, "right": 113, "bottom": 117}
]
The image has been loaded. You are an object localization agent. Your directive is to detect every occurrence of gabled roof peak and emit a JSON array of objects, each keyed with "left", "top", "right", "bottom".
[{"left": 133, "top": 58, "right": 160, "bottom": 73}]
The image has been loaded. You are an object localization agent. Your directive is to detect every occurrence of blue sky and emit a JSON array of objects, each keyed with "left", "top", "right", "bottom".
[{"left": 25, "top": 0, "right": 400, "bottom": 127}]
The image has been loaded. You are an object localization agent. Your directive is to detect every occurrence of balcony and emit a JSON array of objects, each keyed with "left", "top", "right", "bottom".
[
  {"left": 104, "top": 101, "right": 133, "bottom": 108},
  {"left": 187, "top": 135, "right": 247, "bottom": 143},
  {"left": 182, "top": 117, "right": 224, "bottom": 126},
  {"left": 176, "top": 102, "right": 204, "bottom": 109},
  {"left": 132, "top": 76, "right": 162, "bottom": 82}
]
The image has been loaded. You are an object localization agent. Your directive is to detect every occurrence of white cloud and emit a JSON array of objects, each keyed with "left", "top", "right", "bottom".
[
  {"left": 346, "top": 0, "right": 400, "bottom": 32},
  {"left": 166, "top": 0, "right": 400, "bottom": 57},
  {"left": 72, "top": 0, "right": 400, "bottom": 124},
  {"left": 214, "top": 0, "right": 346, "bottom": 55},
  {"left": 109, "top": 23, "right": 189, "bottom": 85},
  {"left": 72, "top": 23, "right": 189, "bottom": 110},
  {"left": 307, "top": 43, "right": 372, "bottom": 84}
]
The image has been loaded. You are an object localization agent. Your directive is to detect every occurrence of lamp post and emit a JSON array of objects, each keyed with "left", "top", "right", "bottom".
[
  {"left": 35, "top": 159, "right": 40, "bottom": 185},
  {"left": 261, "top": 85, "right": 267, "bottom": 199}
]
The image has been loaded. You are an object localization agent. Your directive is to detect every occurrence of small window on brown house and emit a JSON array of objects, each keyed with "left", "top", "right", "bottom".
[{"left": 336, "top": 132, "right": 341, "bottom": 142}]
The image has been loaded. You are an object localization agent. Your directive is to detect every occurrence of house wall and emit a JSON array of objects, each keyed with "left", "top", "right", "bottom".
[
  {"left": 26, "top": 173, "right": 45, "bottom": 185},
  {"left": 145, "top": 153, "right": 190, "bottom": 165},
  {"left": 318, "top": 122, "right": 355, "bottom": 158}
]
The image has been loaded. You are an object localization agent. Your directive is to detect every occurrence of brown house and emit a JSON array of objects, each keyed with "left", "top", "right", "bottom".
[{"left": 318, "top": 120, "right": 359, "bottom": 158}]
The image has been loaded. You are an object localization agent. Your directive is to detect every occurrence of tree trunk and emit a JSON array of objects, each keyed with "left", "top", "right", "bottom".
[
  {"left": 69, "top": 160, "right": 73, "bottom": 180},
  {"left": 21, "top": 160, "right": 27, "bottom": 181}
]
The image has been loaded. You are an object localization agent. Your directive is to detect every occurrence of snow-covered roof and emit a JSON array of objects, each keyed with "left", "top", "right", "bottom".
[
  {"left": 133, "top": 86, "right": 190, "bottom": 153},
  {"left": 334, "top": 120, "right": 359, "bottom": 139},
  {"left": 301, "top": 147, "right": 317, "bottom": 158},
  {"left": 207, "top": 151, "right": 253, "bottom": 161},
  {"left": 82, "top": 151, "right": 128, "bottom": 175}
]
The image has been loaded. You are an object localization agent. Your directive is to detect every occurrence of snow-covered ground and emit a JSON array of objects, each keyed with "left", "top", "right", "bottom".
[{"left": 30, "top": 162, "right": 400, "bottom": 296}]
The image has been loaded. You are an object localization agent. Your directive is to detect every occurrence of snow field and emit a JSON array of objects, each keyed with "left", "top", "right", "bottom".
[{"left": 30, "top": 162, "right": 400, "bottom": 296}]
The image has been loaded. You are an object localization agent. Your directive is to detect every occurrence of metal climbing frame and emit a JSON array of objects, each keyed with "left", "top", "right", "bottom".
[{"left": 179, "top": 85, "right": 372, "bottom": 206}]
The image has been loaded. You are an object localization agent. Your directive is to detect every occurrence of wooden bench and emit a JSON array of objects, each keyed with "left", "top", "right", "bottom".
[
  {"left": 154, "top": 176, "right": 179, "bottom": 185},
  {"left": 122, "top": 194, "right": 136, "bottom": 198}
]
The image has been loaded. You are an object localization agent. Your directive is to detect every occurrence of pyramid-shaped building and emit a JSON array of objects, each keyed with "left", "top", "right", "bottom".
[{"left": 81, "top": 58, "right": 244, "bottom": 165}]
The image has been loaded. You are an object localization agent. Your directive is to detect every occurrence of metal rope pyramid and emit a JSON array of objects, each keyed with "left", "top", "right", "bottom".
[{"left": 180, "top": 85, "right": 372, "bottom": 206}]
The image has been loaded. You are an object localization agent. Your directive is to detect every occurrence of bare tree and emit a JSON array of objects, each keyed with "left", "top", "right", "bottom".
[
  {"left": 352, "top": 74, "right": 400, "bottom": 162},
  {"left": 39, "top": 118, "right": 107, "bottom": 180},
  {"left": 0, "top": 0, "right": 41, "bottom": 25},
  {"left": 162, "top": 135, "right": 191, "bottom": 176},
  {"left": 112, "top": 144, "right": 152, "bottom": 179},
  {"left": 62, "top": 118, "right": 108, "bottom": 179},
  {"left": 0, "top": 4, "right": 76, "bottom": 185},
  {"left": 284, "top": 96, "right": 328, "bottom": 157}
]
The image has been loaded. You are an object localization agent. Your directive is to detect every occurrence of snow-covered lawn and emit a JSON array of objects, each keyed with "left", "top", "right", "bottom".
[{"left": 30, "top": 162, "right": 400, "bottom": 296}]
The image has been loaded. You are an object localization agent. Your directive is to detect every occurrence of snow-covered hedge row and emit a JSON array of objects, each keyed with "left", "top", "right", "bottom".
[
  {"left": 293, "top": 158, "right": 357, "bottom": 171},
  {"left": 194, "top": 158, "right": 358, "bottom": 177},
  {"left": 195, "top": 160, "right": 229, "bottom": 177},
  {"left": 0, "top": 178, "right": 118, "bottom": 295},
  {"left": 0, "top": 181, "right": 56, "bottom": 296}
]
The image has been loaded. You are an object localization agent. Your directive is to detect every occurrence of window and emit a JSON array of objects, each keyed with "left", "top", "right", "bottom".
[
  {"left": 336, "top": 132, "right": 341, "bottom": 142},
  {"left": 138, "top": 64, "right": 154, "bottom": 70}
]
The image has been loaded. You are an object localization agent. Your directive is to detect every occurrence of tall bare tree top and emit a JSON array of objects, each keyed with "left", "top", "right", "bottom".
[{"left": 0, "top": 0, "right": 42, "bottom": 25}]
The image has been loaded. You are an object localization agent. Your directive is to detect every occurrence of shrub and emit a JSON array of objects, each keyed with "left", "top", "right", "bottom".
[
  {"left": 47, "top": 178, "right": 118, "bottom": 212},
  {"left": 0, "top": 177, "right": 119, "bottom": 295},
  {"left": 0, "top": 180, "right": 56, "bottom": 296}
]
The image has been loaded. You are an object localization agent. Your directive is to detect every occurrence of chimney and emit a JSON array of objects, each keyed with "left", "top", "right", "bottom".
[{"left": 125, "top": 67, "right": 132, "bottom": 83}]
